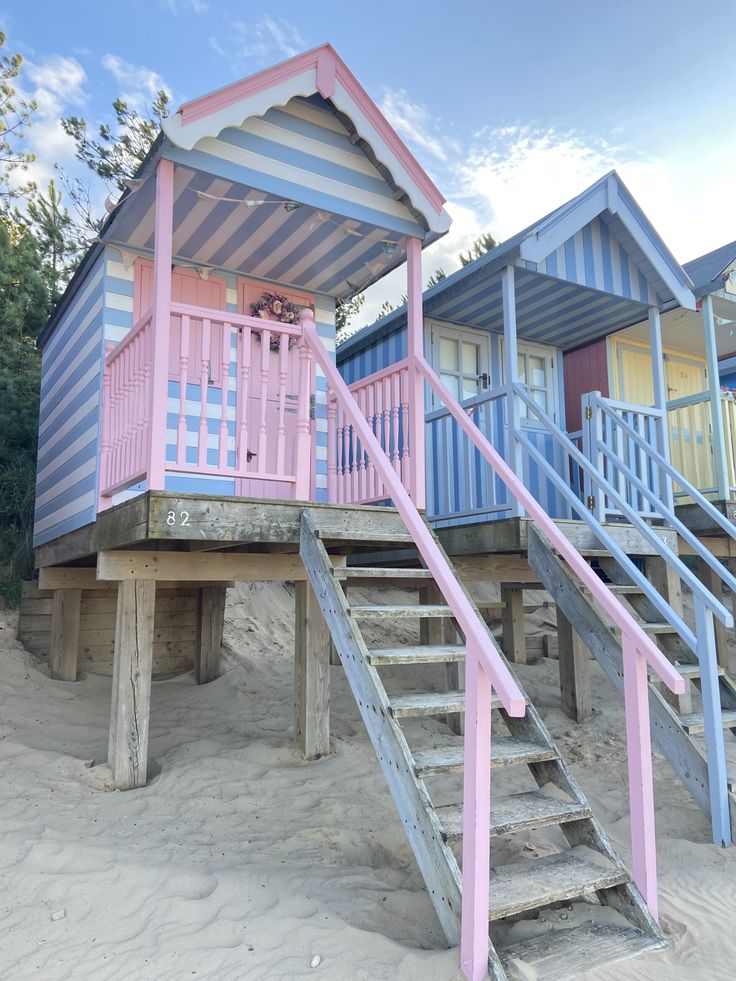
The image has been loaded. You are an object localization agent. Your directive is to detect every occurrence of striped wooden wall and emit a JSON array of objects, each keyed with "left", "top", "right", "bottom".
[
  {"left": 526, "top": 215, "right": 658, "bottom": 306},
  {"left": 18, "top": 581, "right": 199, "bottom": 677},
  {"left": 340, "top": 321, "right": 566, "bottom": 524},
  {"left": 33, "top": 253, "right": 105, "bottom": 547},
  {"left": 563, "top": 338, "right": 610, "bottom": 433},
  {"left": 169, "top": 94, "right": 427, "bottom": 246},
  {"left": 339, "top": 325, "right": 408, "bottom": 384}
]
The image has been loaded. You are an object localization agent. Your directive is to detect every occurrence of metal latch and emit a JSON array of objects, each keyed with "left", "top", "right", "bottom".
[
  {"left": 584, "top": 405, "right": 593, "bottom": 420},
  {"left": 586, "top": 495, "right": 596, "bottom": 511},
  {"left": 309, "top": 394, "right": 316, "bottom": 420}
]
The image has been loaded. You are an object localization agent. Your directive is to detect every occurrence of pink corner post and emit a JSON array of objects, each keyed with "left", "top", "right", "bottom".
[
  {"left": 148, "top": 158, "right": 175, "bottom": 490},
  {"left": 406, "top": 236, "right": 426, "bottom": 511}
]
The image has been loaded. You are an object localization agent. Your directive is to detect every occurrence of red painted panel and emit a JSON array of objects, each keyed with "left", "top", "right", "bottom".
[{"left": 563, "top": 339, "right": 609, "bottom": 432}]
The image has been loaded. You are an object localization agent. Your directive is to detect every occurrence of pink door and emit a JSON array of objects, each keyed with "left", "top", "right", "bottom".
[{"left": 134, "top": 260, "right": 228, "bottom": 384}]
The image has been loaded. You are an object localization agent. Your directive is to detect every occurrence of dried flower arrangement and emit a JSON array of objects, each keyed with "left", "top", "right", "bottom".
[{"left": 251, "top": 291, "right": 301, "bottom": 351}]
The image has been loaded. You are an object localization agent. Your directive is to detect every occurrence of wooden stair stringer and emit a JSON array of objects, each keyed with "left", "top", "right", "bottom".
[
  {"left": 527, "top": 525, "right": 736, "bottom": 833},
  {"left": 430, "top": 528, "right": 664, "bottom": 952},
  {"left": 299, "top": 511, "right": 466, "bottom": 949}
]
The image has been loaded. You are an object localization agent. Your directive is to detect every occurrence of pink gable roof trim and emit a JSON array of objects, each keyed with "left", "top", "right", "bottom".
[{"left": 173, "top": 44, "right": 446, "bottom": 218}]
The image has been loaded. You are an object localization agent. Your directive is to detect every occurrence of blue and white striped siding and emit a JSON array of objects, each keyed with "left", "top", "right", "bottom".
[
  {"left": 339, "top": 325, "right": 407, "bottom": 384},
  {"left": 34, "top": 254, "right": 105, "bottom": 546},
  {"left": 524, "top": 215, "right": 658, "bottom": 306},
  {"left": 339, "top": 321, "right": 565, "bottom": 525},
  {"left": 167, "top": 94, "right": 425, "bottom": 242}
]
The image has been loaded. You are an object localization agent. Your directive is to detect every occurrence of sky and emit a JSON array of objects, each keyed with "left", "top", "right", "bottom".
[{"left": 4, "top": 0, "right": 735, "bottom": 325}]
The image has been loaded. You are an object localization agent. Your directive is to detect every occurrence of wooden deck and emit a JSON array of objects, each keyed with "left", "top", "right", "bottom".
[
  {"left": 675, "top": 500, "right": 736, "bottom": 539},
  {"left": 34, "top": 492, "right": 414, "bottom": 569}
]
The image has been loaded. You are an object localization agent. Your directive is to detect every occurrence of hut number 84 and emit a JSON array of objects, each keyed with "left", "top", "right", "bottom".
[{"left": 166, "top": 510, "right": 191, "bottom": 527}]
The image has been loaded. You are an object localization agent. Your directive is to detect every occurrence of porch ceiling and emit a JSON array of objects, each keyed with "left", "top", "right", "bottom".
[
  {"left": 104, "top": 163, "right": 408, "bottom": 299},
  {"left": 426, "top": 265, "right": 652, "bottom": 351},
  {"left": 620, "top": 293, "right": 736, "bottom": 358}
]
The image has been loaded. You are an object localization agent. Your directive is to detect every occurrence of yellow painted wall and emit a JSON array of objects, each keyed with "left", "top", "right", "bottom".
[{"left": 609, "top": 336, "right": 714, "bottom": 492}]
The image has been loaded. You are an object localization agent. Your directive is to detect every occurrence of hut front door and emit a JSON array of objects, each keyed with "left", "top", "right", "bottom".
[{"left": 236, "top": 278, "right": 314, "bottom": 501}]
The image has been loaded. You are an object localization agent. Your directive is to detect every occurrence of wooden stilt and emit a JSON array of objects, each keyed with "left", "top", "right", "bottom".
[
  {"left": 501, "top": 584, "right": 526, "bottom": 664},
  {"left": 294, "top": 579, "right": 330, "bottom": 759},
  {"left": 699, "top": 557, "right": 736, "bottom": 677},
  {"left": 420, "top": 583, "right": 464, "bottom": 734},
  {"left": 195, "top": 586, "right": 226, "bottom": 684},
  {"left": 108, "top": 579, "right": 155, "bottom": 789},
  {"left": 557, "top": 610, "right": 592, "bottom": 722},
  {"left": 646, "top": 556, "right": 692, "bottom": 714},
  {"left": 49, "top": 588, "right": 81, "bottom": 681}
]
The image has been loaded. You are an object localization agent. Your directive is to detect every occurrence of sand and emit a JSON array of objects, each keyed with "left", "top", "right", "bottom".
[{"left": 0, "top": 582, "right": 734, "bottom": 980}]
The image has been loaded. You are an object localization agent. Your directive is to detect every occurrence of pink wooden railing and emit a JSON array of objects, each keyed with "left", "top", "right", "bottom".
[
  {"left": 167, "top": 302, "right": 312, "bottom": 496},
  {"left": 414, "top": 354, "right": 684, "bottom": 966},
  {"left": 329, "top": 359, "right": 412, "bottom": 503},
  {"left": 100, "top": 308, "right": 154, "bottom": 501},
  {"left": 300, "top": 310, "right": 526, "bottom": 981},
  {"left": 99, "top": 302, "right": 314, "bottom": 502}
]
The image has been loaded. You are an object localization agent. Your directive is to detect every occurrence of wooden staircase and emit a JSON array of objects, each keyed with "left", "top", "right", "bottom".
[
  {"left": 527, "top": 527, "right": 736, "bottom": 834},
  {"left": 301, "top": 510, "right": 665, "bottom": 980}
]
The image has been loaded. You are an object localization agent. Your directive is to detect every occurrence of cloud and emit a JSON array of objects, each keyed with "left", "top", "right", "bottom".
[
  {"left": 101, "top": 54, "right": 171, "bottom": 109},
  {"left": 161, "top": 0, "right": 208, "bottom": 12},
  {"left": 209, "top": 16, "right": 307, "bottom": 69},
  {"left": 17, "top": 54, "right": 88, "bottom": 188},
  {"left": 380, "top": 88, "right": 456, "bottom": 164}
]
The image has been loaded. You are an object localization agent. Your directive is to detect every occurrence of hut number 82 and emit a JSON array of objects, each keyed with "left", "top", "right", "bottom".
[{"left": 166, "top": 510, "right": 191, "bottom": 527}]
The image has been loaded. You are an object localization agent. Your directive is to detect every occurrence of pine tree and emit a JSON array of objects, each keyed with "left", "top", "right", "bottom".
[
  {"left": 458, "top": 232, "right": 496, "bottom": 267},
  {"left": 0, "top": 31, "right": 36, "bottom": 203},
  {"left": 26, "top": 179, "right": 81, "bottom": 302},
  {"left": 0, "top": 219, "right": 49, "bottom": 599}
]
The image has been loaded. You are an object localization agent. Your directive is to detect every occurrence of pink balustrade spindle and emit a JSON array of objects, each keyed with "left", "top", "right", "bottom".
[
  {"left": 219, "top": 320, "right": 231, "bottom": 469},
  {"left": 237, "top": 323, "right": 252, "bottom": 471},
  {"left": 198, "top": 317, "right": 211, "bottom": 469},
  {"left": 176, "top": 314, "right": 190, "bottom": 466}
]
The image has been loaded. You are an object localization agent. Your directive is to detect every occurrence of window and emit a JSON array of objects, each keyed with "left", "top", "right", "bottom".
[{"left": 431, "top": 323, "right": 490, "bottom": 405}]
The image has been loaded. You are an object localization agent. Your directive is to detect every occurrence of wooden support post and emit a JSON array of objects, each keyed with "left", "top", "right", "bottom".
[
  {"left": 195, "top": 586, "right": 226, "bottom": 684},
  {"left": 420, "top": 583, "right": 463, "bottom": 735},
  {"left": 502, "top": 264, "right": 522, "bottom": 516},
  {"left": 406, "top": 236, "right": 426, "bottom": 510},
  {"left": 501, "top": 584, "right": 526, "bottom": 664},
  {"left": 49, "top": 588, "right": 81, "bottom": 681},
  {"left": 556, "top": 610, "right": 591, "bottom": 722},
  {"left": 294, "top": 579, "right": 330, "bottom": 759},
  {"left": 645, "top": 555, "right": 692, "bottom": 714},
  {"left": 703, "top": 295, "right": 730, "bottom": 502},
  {"left": 149, "top": 158, "right": 175, "bottom": 490},
  {"left": 108, "top": 580, "right": 155, "bottom": 790},
  {"left": 648, "top": 306, "right": 674, "bottom": 512},
  {"left": 698, "top": 557, "right": 736, "bottom": 677}
]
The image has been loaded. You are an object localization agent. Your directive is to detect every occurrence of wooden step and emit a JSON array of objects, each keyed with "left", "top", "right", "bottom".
[
  {"left": 584, "top": 583, "right": 642, "bottom": 595},
  {"left": 367, "top": 644, "right": 465, "bottom": 666},
  {"left": 412, "top": 737, "right": 556, "bottom": 777},
  {"left": 488, "top": 851, "right": 628, "bottom": 920},
  {"left": 338, "top": 566, "right": 434, "bottom": 579},
  {"left": 648, "top": 662, "right": 724, "bottom": 682},
  {"left": 437, "top": 791, "right": 591, "bottom": 842},
  {"left": 349, "top": 604, "right": 452, "bottom": 619},
  {"left": 498, "top": 921, "right": 664, "bottom": 981},
  {"left": 680, "top": 709, "right": 736, "bottom": 735},
  {"left": 389, "top": 690, "right": 500, "bottom": 718}
]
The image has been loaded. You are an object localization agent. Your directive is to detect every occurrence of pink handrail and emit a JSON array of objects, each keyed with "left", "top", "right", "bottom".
[
  {"left": 301, "top": 310, "right": 524, "bottom": 981},
  {"left": 416, "top": 352, "right": 684, "bottom": 933}
]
